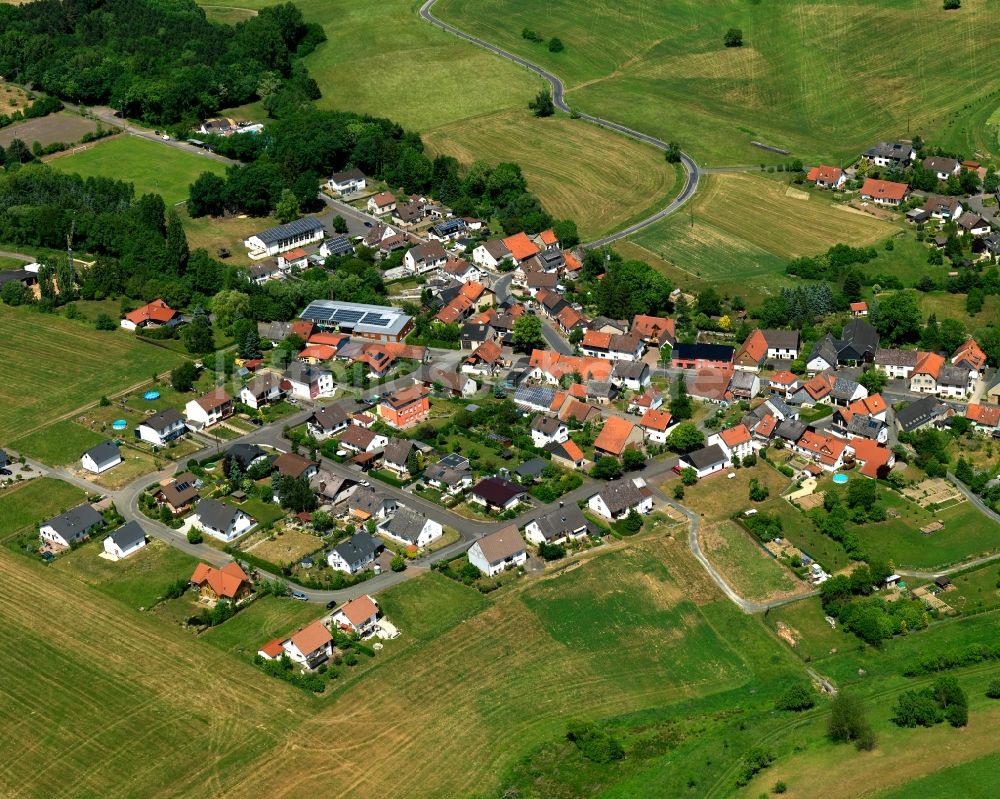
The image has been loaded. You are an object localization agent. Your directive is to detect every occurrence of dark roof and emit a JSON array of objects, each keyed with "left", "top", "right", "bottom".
[
  {"left": 310, "top": 404, "right": 349, "bottom": 431},
  {"left": 808, "top": 334, "right": 839, "bottom": 366},
  {"left": 330, "top": 167, "right": 365, "bottom": 182},
  {"left": 531, "top": 416, "right": 563, "bottom": 435},
  {"left": 322, "top": 235, "right": 354, "bottom": 256},
  {"left": 383, "top": 438, "right": 415, "bottom": 466},
  {"left": 528, "top": 504, "right": 591, "bottom": 542},
  {"left": 612, "top": 361, "right": 649, "bottom": 380},
  {"left": 226, "top": 443, "right": 268, "bottom": 469},
  {"left": 515, "top": 458, "right": 548, "bottom": 478},
  {"left": 44, "top": 504, "right": 103, "bottom": 541},
  {"left": 840, "top": 319, "right": 880, "bottom": 358},
  {"left": 596, "top": 480, "right": 647, "bottom": 515},
  {"left": 332, "top": 532, "right": 381, "bottom": 564},
  {"left": 684, "top": 444, "right": 728, "bottom": 470},
  {"left": 672, "top": 342, "right": 735, "bottom": 362},
  {"left": 761, "top": 329, "right": 800, "bottom": 350},
  {"left": 875, "top": 347, "right": 919, "bottom": 368},
  {"left": 471, "top": 476, "right": 526, "bottom": 505},
  {"left": 847, "top": 415, "right": 886, "bottom": 439},
  {"left": 461, "top": 323, "right": 491, "bottom": 342},
  {"left": 83, "top": 441, "right": 120, "bottom": 468},
  {"left": 439, "top": 453, "right": 469, "bottom": 470},
  {"left": 107, "top": 521, "right": 146, "bottom": 551},
  {"left": 895, "top": 396, "right": 945, "bottom": 432},
  {"left": 141, "top": 408, "right": 184, "bottom": 433},
  {"left": 254, "top": 217, "right": 323, "bottom": 245},
  {"left": 776, "top": 419, "right": 806, "bottom": 442},
  {"left": 196, "top": 498, "right": 243, "bottom": 531},
  {"left": 379, "top": 509, "right": 430, "bottom": 544}
]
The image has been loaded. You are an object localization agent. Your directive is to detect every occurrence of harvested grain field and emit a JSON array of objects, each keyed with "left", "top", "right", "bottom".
[{"left": 0, "top": 111, "right": 99, "bottom": 148}]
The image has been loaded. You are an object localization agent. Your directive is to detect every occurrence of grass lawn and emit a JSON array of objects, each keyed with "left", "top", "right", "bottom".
[
  {"left": 948, "top": 562, "right": 1000, "bottom": 616},
  {"left": 423, "top": 107, "right": 677, "bottom": 240},
  {"left": 0, "top": 547, "right": 308, "bottom": 799},
  {"left": 179, "top": 206, "right": 277, "bottom": 266},
  {"left": 49, "top": 135, "right": 228, "bottom": 204},
  {"left": 9, "top": 419, "right": 106, "bottom": 467},
  {"left": 237, "top": 496, "right": 286, "bottom": 528},
  {"left": 873, "top": 753, "right": 1000, "bottom": 799},
  {"left": 201, "top": 595, "right": 322, "bottom": 659},
  {"left": 764, "top": 596, "right": 849, "bottom": 664},
  {"left": 377, "top": 571, "right": 488, "bottom": 641},
  {"left": 49, "top": 538, "right": 199, "bottom": 609},
  {"left": 200, "top": 4, "right": 257, "bottom": 24},
  {"left": 798, "top": 403, "right": 834, "bottom": 423},
  {"left": 0, "top": 304, "right": 186, "bottom": 444},
  {"left": 243, "top": 528, "right": 324, "bottom": 567},
  {"left": 438, "top": 0, "right": 1000, "bottom": 167},
  {"left": 231, "top": 537, "right": 803, "bottom": 798},
  {"left": 92, "top": 447, "right": 160, "bottom": 490},
  {"left": 675, "top": 462, "right": 789, "bottom": 523},
  {"left": 758, "top": 496, "right": 853, "bottom": 573},
  {"left": 625, "top": 173, "right": 897, "bottom": 302},
  {"left": 701, "top": 519, "right": 799, "bottom": 602},
  {"left": 0, "top": 477, "right": 87, "bottom": 539}
]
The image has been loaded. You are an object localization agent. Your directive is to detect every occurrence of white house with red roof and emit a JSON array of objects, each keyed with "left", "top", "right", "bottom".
[
  {"left": 768, "top": 371, "right": 800, "bottom": 396},
  {"left": 860, "top": 178, "right": 909, "bottom": 206},
  {"left": 120, "top": 299, "right": 178, "bottom": 331},
  {"left": 332, "top": 594, "right": 381, "bottom": 636},
  {"left": 708, "top": 424, "right": 753, "bottom": 461},
  {"left": 258, "top": 619, "right": 334, "bottom": 669},
  {"left": 639, "top": 408, "right": 675, "bottom": 444},
  {"left": 806, "top": 165, "right": 846, "bottom": 189}
]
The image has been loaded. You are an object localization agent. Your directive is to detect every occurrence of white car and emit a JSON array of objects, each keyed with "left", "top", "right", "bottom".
[{"left": 161, "top": 134, "right": 170, "bottom": 141}]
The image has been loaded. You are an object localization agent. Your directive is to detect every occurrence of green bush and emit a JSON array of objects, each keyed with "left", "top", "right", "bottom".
[
  {"left": 734, "top": 747, "right": 774, "bottom": 787},
  {"left": 186, "top": 529, "right": 203, "bottom": 544},
  {"left": 776, "top": 683, "right": 815, "bottom": 712},
  {"left": 566, "top": 721, "right": 624, "bottom": 764}
]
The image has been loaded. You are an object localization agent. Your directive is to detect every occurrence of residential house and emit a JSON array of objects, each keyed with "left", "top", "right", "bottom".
[
  {"left": 671, "top": 342, "right": 735, "bottom": 370},
  {"left": 850, "top": 301, "right": 869, "bottom": 317},
  {"left": 735, "top": 329, "right": 800, "bottom": 371},
  {"left": 102, "top": 521, "right": 146, "bottom": 560},
  {"left": 611, "top": 361, "right": 651, "bottom": 391},
  {"left": 524, "top": 504, "right": 590, "bottom": 546},
  {"left": 327, "top": 532, "right": 382, "bottom": 573},
  {"left": 593, "top": 417, "right": 644, "bottom": 459},
  {"left": 468, "top": 525, "right": 528, "bottom": 576},
  {"left": 923, "top": 156, "right": 961, "bottom": 181},
  {"left": 587, "top": 478, "right": 654, "bottom": 520},
  {"left": 273, "top": 452, "right": 319, "bottom": 481},
  {"left": 338, "top": 425, "right": 388, "bottom": 454},
  {"left": 413, "top": 365, "right": 477, "bottom": 397},
  {"left": 530, "top": 416, "right": 568, "bottom": 448},
  {"left": 240, "top": 372, "right": 285, "bottom": 409},
  {"left": 184, "top": 389, "right": 233, "bottom": 429},
  {"left": 462, "top": 340, "right": 504, "bottom": 376},
  {"left": 959, "top": 212, "right": 992, "bottom": 238},
  {"left": 120, "top": 299, "right": 179, "bottom": 331},
  {"left": 910, "top": 351, "right": 946, "bottom": 395},
  {"left": 332, "top": 595, "right": 381, "bottom": 636},
  {"left": 525, "top": 271, "right": 559, "bottom": 296},
  {"left": 546, "top": 439, "right": 587, "bottom": 470},
  {"left": 283, "top": 620, "right": 335, "bottom": 669},
  {"left": 428, "top": 218, "right": 468, "bottom": 242},
  {"left": 347, "top": 487, "right": 396, "bottom": 521},
  {"left": 806, "top": 335, "right": 839, "bottom": 373},
  {"left": 327, "top": 167, "right": 366, "bottom": 194},
  {"left": 640, "top": 408, "right": 675, "bottom": 444},
  {"left": 895, "top": 396, "right": 952, "bottom": 433},
  {"left": 528, "top": 350, "right": 614, "bottom": 385},
  {"left": 709, "top": 424, "right": 754, "bottom": 461},
  {"left": 460, "top": 322, "right": 494, "bottom": 350},
  {"left": 379, "top": 385, "right": 430, "bottom": 429},
  {"left": 838, "top": 319, "right": 881, "bottom": 364},
  {"left": 81, "top": 441, "right": 122, "bottom": 474},
  {"left": 378, "top": 508, "right": 442, "bottom": 548},
  {"left": 580, "top": 331, "right": 645, "bottom": 362},
  {"left": 768, "top": 370, "right": 800, "bottom": 396},
  {"left": 135, "top": 408, "right": 187, "bottom": 447},
  {"left": 790, "top": 371, "right": 867, "bottom": 407},
  {"left": 501, "top": 232, "right": 540, "bottom": 265},
  {"left": 283, "top": 362, "right": 334, "bottom": 400},
  {"left": 862, "top": 141, "right": 915, "bottom": 168},
  {"left": 966, "top": 403, "right": 1000, "bottom": 435},
  {"left": 859, "top": 178, "right": 909, "bottom": 206},
  {"left": 631, "top": 314, "right": 676, "bottom": 347},
  {"left": 424, "top": 462, "right": 474, "bottom": 495},
  {"left": 310, "top": 472, "right": 358, "bottom": 506},
  {"left": 39, "top": 504, "right": 104, "bottom": 548},
  {"left": 988, "top": 373, "right": 1000, "bottom": 404},
  {"left": 677, "top": 443, "right": 730, "bottom": 479},
  {"left": 154, "top": 472, "right": 200, "bottom": 515},
  {"left": 190, "top": 561, "right": 251, "bottom": 603},
  {"left": 806, "top": 165, "right": 846, "bottom": 189},
  {"left": 244, "top": 217, "right": 324, "bottom": 258},
  {"left": 589, "top": 317, "right": 629, "bottom": 335},
  {"left": 729, "top": 370, "right": 761, "bottom": 400},
  {"left": 367, "top": 191, "right": 396, "bottom": 215},
  {"left": 793, "top": 431, "right": 850, "bottom": 471},
  {"left": 952, "top": 337, "right": 987, "bottom": 388},
  {"left": 319, "top": 235, "right": 355, "bottom": 259},
  {"left": 404, "top": 240, "right": 447, "bottom": 273},
  {"left": 192, "top": 498, "right": 255, "bottom": 542},
  {"left": 226, "top": 443, "right": 269, "bottom": 471},
  {"left": 629, "top": 388, "right": 663, "bottom": 413},
  {"left": 382, "top": 438, "right": 416, "bottom": 478},
  {"left": 472, "top": 239, "right": 513, "bottom": 269},
  {"left": 850, "top": 438, "right": 896, "bottom": 480},
  {"left": 278, "top": 247, "right": 308, "bottom": 271},
  {"left": 469, "top": 477, "right": 528, "bottom": 513},
  {"left": 875, "top": 347, "right": 920, "bottom": 380},
  {"left": 392, "top": 201, "right": 425, "bottom": 227},
  {"left": 923, "top": 195, "right": 963, "bottom": 221}
]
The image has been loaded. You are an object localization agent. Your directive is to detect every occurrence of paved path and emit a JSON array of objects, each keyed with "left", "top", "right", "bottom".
[
  {"left": 418, "top": 0, "right": 700, "bottom": 249},
  {"left": 0, "top": 250, "right": 34, "bottom": 263}
]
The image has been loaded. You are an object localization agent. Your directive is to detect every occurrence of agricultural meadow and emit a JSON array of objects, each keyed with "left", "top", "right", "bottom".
[{"left": 437, "top": 0, "right": 1000, "bottom": 166}]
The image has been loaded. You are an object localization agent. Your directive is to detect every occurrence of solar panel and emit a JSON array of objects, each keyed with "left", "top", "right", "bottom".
[
  {"left": 360, "top": 313, "right": 391, "bottom": 327},
  {"left": 333, "top": 309, "right": 365, "bottom": 323},
  {"left": 300, "top": 307, "right": 334, "bottom": 322}
]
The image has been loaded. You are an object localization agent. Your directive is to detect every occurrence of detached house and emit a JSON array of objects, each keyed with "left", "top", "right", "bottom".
[
  {"left": 875, "top": 347, "right": 919, "bottom": 380},
  {"left": 379, "top": 385, "right": 430, "bottom": 429},
  {"left": 472, "top": 239, "right": 513, "bottom": 269},
  {"left": 404, "top": 240, "right": 447, "bottom": 273},
  {"left": 630, "top": 314, "right": 676, "bottom": 347},
  {"left": 240, "top": 372, "right": 285, "bottom": 409},
  {"left": 806, "top": 165, "right": 846, "bottom": 189},
  {"left": 120, "top": 299, "right": 179, "bottom": 331},
  {"left": 860, "top": 178, "right": 909, "bottom": 206},
  {"left": 463, "top": 340, "right": 504, "bottom": 376},
  {"left": 327, "top": 532, "right": 382, "bottom": 573},
  {"left": 135, "top": 408, "right": 187, "bottom": 447},
  {"left": 677, "top": 444, "right": 730, "bottom": 479},
  {"left": 81, "top": 441, "right": 122, "bottom": 474},
  {"left": 593, "top": 417, "right": 644, "bottom": 459},
  {"left": 378, "top": 508, "right": 442, "bottom": 548},
  {"left": 923, "top": 195, "right": 963, "bottom": 221},
  {"left": 587, "top": 478, "right": 653, "bottom": 520},
  {"left": 923, "top": 156, "right": 961, "bottom": 181},
  {"left": 283, "top": 362, "right": 333, "bottom": 400},
  {"left": 966, "top": 403, "right": 1000, "bottom": 435},
  {"left": 709, "top": 424, "right": 753, "bottom": 462},
  {"left": 531, "top": 415, "right": 568, "bottom": 448},
  {"left": 640, "top": 408, "right": 675, "bottom": 444},
  {"left": 39, "top": 504, "right": 104, "bottom": 548},
  {"left": 155, "top": 472, "right": 200, "bottom": 515},
  {"left": 327, "top": 167, "right": 366, "bottom": 194},
  {"left": 338, "top": 425, "right": 388, "bottom": 454},
  {"left": 367, "top": 191, "right": 396, "bottom": 215},
  {"left": 951, "top": 338, "right": 987, "bottom": 389},
  {"left": 332, "top": 595, "right": 381, "bottom": 636},
  {"left": 192, "top": 498, "right": 255, "bottom": 542},
  {"left": 862, "top": 141, "right": 915, "bottom": 169},
  {"left": 102, "top": 521, "right": 147, "bottom": 560},
  {"left": 190, "top": 561, "right": 251, "bottom": 603},
  {"left": 469, "top": 477, "right": 527, "bottom": 513},
  {"left": 524, "top": 504, "right": 590, "bottom": 546},
  {"left": 184, "top": 389, "right": 233, "bottom": 429},
  {"left": 282, "top": 620, "right": 335, "bottom": 669},
  {"left": 546, "top": 439, "right": 587, "bottom": 470},
  {"left": 611, "top": 361, "right": 651, "bottom": 391},
  {"left": 468, "top": 525, "right": 527, "bottom": 576},
  {"left": 793, "top": 431, "right": 849, "bottom": 471}
]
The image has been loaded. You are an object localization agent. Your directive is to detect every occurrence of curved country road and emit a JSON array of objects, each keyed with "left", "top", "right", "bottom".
[{"left": 418, "top": 0, "right": 700, "bottom": 248}]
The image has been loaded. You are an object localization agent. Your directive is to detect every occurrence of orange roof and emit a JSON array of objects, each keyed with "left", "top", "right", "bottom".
[
  {"left": 502, "top": 232, "right": 540, "bottom": 261},
  {"left": 632, "top": 388, "right": 661, "bottom": 408},
  {"left": 258, "top": 638, "right": 284, "bottom": 658},
  {"left": 191, "top": 561, "right": 248, "bottom": 600},
  {"left": 797, "top": 431, "right": 847, "bottom": 465},
  {"left": 338, "top": 594, "right": 379, "bottom": 627},
  {"left": 556, "top": 305, "right": 585, "bottom": 329},
  {"left": 308, "top": 332, "right": 349, "bottom": 348},
  {"left": 736, "top": 330, "right": 767, "bottom": 363},
  {"left": 807, "top": 165, "right": 843, "bottom": 184},
  {"left": 384, "top": 385, "right": 428, "bottom": 408},
  {"left": 850, "top": 394, "right": 887, "bottom": 416},
  {"left": 459, "top": 281, "right": 486, "bottom": 301},
  {"left": 582, "top": 330, "right": 612, "bottom": 349},
  {"left": 288, "top": 619, "right": 332, "bottom": 655},
  {"left": 631, "top": 314, "right": 674, "bottom": 341},
  {"left": 379, "top": 342, "right": 426, "bottom": 361},
  {"left": 291, "top": 321, "right": 314, "bottom": 340},
  {"left": 282, "top": 247, "right": 307, "bottom": 260},
  {"left": 549, "top": 390, "right": 568, "bottom": 412},
  {"left": 538, "top": 229, "right": 558, "bottom": 245},
  {"left": 802, "top": 372, "right": 835, "bottom": 400},
  {"left": 195, "top": 388, "right": 231, "bottom": 411},
  {"left": 966, "top": 403, "right": 1000, "bottom": 427},
  {"left": 850, "top": 438, "right": 893, "bottom": 479},
  {"left": 913, "top": 351, "right": 944, "bottom": 380},
  {"left": 849, "top": 302, "right": 868, "bottom": 312},
  {"left": 952, "top": 338, "right": 986, "bottom": 370},
  {"left": 594, "top": 416, "right": 639, "bottom": 456},
  {"left": 124, "top": 299, "right": 176, "bottom": 325},
  {"left": 563, "top": 251, "right": 582, "bottom": 271},
  {"left": 371, "top": 191, "right": 395, "bottom": 207},
  {"left": 557, "top": 439, "right": 585, "bottom": 462},
  {"left": 568, "top": 382, "right": 587, "bottom": 399},
  {"left": 719, "top": 424, "right": 751, "bottom": 447},
  {"left": 299, "top": 344, "right": 337, "bottom": 361},
  {"left": 755, "top": 414, "right": 778, "bottom": 437},
  {"left": 529, "top": 350, "right": 613, "bottom": 382},
  {"left": 861, "top": 178, "right": 909, "bottom": 201},
  {"left": 558, "top": 399, "right": 598, "bottom": 423},
  {"left": 769, "top": 370, "right": 798, "bottom": 385},
  {"left": 640, "top": 408, "right": 673, "bottom": 432},
  {"left": 467, "top": 340, "right": 502, "bottom": 365}
]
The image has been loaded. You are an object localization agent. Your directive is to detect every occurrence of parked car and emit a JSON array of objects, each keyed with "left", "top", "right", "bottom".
[
  {"left": 289, "top": 591, "right": 309, "bottom": 601},
  {"left": 326, "top": 599, "right": 337, "bottom": 610}
]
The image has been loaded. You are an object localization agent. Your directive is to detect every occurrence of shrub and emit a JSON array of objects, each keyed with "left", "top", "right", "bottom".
[
  {"left": 986, "top": 678, "right": 1000, "bottom": 698},
  {"left": 734, "top": 747, "right": 774, "bottom": 787},
  {"left": 548, "top": 37, "right": 564, "bottom": 53},
  {"left": 776, "top": 683, "right": 815, "bottom": 712},
  {"left": 828, "top": 694, "right": 875, "bottom": 749},
  {"left": 186, "top": 528, "right": 203, "bottom": 544},
  {"left": 724, "top": 27, "right": 743, "bottom": 47},
  {"left": 943, "top": 0, "right": 961, "bottom": 9},
  {"left": 773, "top": 782, "right": 787, "bottom": 795},
  {"left": 566, "top": 721, "right": 624, "bottom": 763}
]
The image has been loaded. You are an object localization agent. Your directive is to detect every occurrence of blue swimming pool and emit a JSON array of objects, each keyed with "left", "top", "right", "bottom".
[
  {"left": 112, "top": 419, "right": 127, "bottom": 430},
  {"left": 143, "top": 391, "right": 160, "bottom": 400},
  {"left": 832, "top": 473, "right": 848, "bottom": 484}
]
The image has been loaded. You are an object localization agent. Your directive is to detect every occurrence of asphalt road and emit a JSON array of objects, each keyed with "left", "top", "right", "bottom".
[{"left": 418, "top": 0, "right": 700, "bottom": 249}]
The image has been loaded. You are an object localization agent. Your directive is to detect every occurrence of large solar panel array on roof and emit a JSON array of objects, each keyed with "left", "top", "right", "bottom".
[
  {"left": 514, "top": 385, "right": 556, "bottom": 408},
  {"left": 299, "top": 300, "right": 412, "bottom": 336},
  {"left": 300, "top": 305, "right": 336, "bottom": 322},
  {"left": 333, "top": 309, "right": 365, "bottom": 323}
]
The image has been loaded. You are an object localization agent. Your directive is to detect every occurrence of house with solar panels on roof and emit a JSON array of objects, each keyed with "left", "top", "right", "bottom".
[
  {"left": 244, "top": 217, "right": 325, "bottom": 259},
  {"left": 299, "top": 300, "right": 414, "bottom": 344}
]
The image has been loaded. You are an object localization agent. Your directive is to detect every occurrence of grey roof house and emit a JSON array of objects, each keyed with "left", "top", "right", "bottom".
[{"left": 39, "top": 504, "right": 104, "bottom": 548}]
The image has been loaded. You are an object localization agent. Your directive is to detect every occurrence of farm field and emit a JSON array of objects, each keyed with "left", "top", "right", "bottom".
[
  {"left": 874, "top": 753, "right": 1000, "bottom": 799},
  {"left": 216, "top": 538, "right": 801, "bottom": 799},
  {"left": 437, "top": 0, "right": 1000, "bottom": 167},
  {"left": 0, "top": 110, "right": 99, "bottom": 148},
  {"left": 627, "top": 173, "right": 898, "bottom": 301},
  {"left": 423, "top": 108, "right": 677, "bottom": 239},
  {"left": 0, "top": 547, "right": 307, "bottom": 799},
  {"left": 50, "top": 135, "right": 229, "bottom": 204},
  {"left": 0, "top": 477, "right": 87, "bottom": 540},
  {"left": 8, "top": 419, "right": 106, "bottom": 467},
  {"left": 0, "top": 305, "right": 186, "bottom": 445},
  {"left": 700, "top": 520, "right": 799, "bottom": 602}
]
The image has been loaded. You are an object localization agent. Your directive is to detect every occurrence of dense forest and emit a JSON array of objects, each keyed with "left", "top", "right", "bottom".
[{"left": 0, "top": 0, "right": 325, "bottom": 124}]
